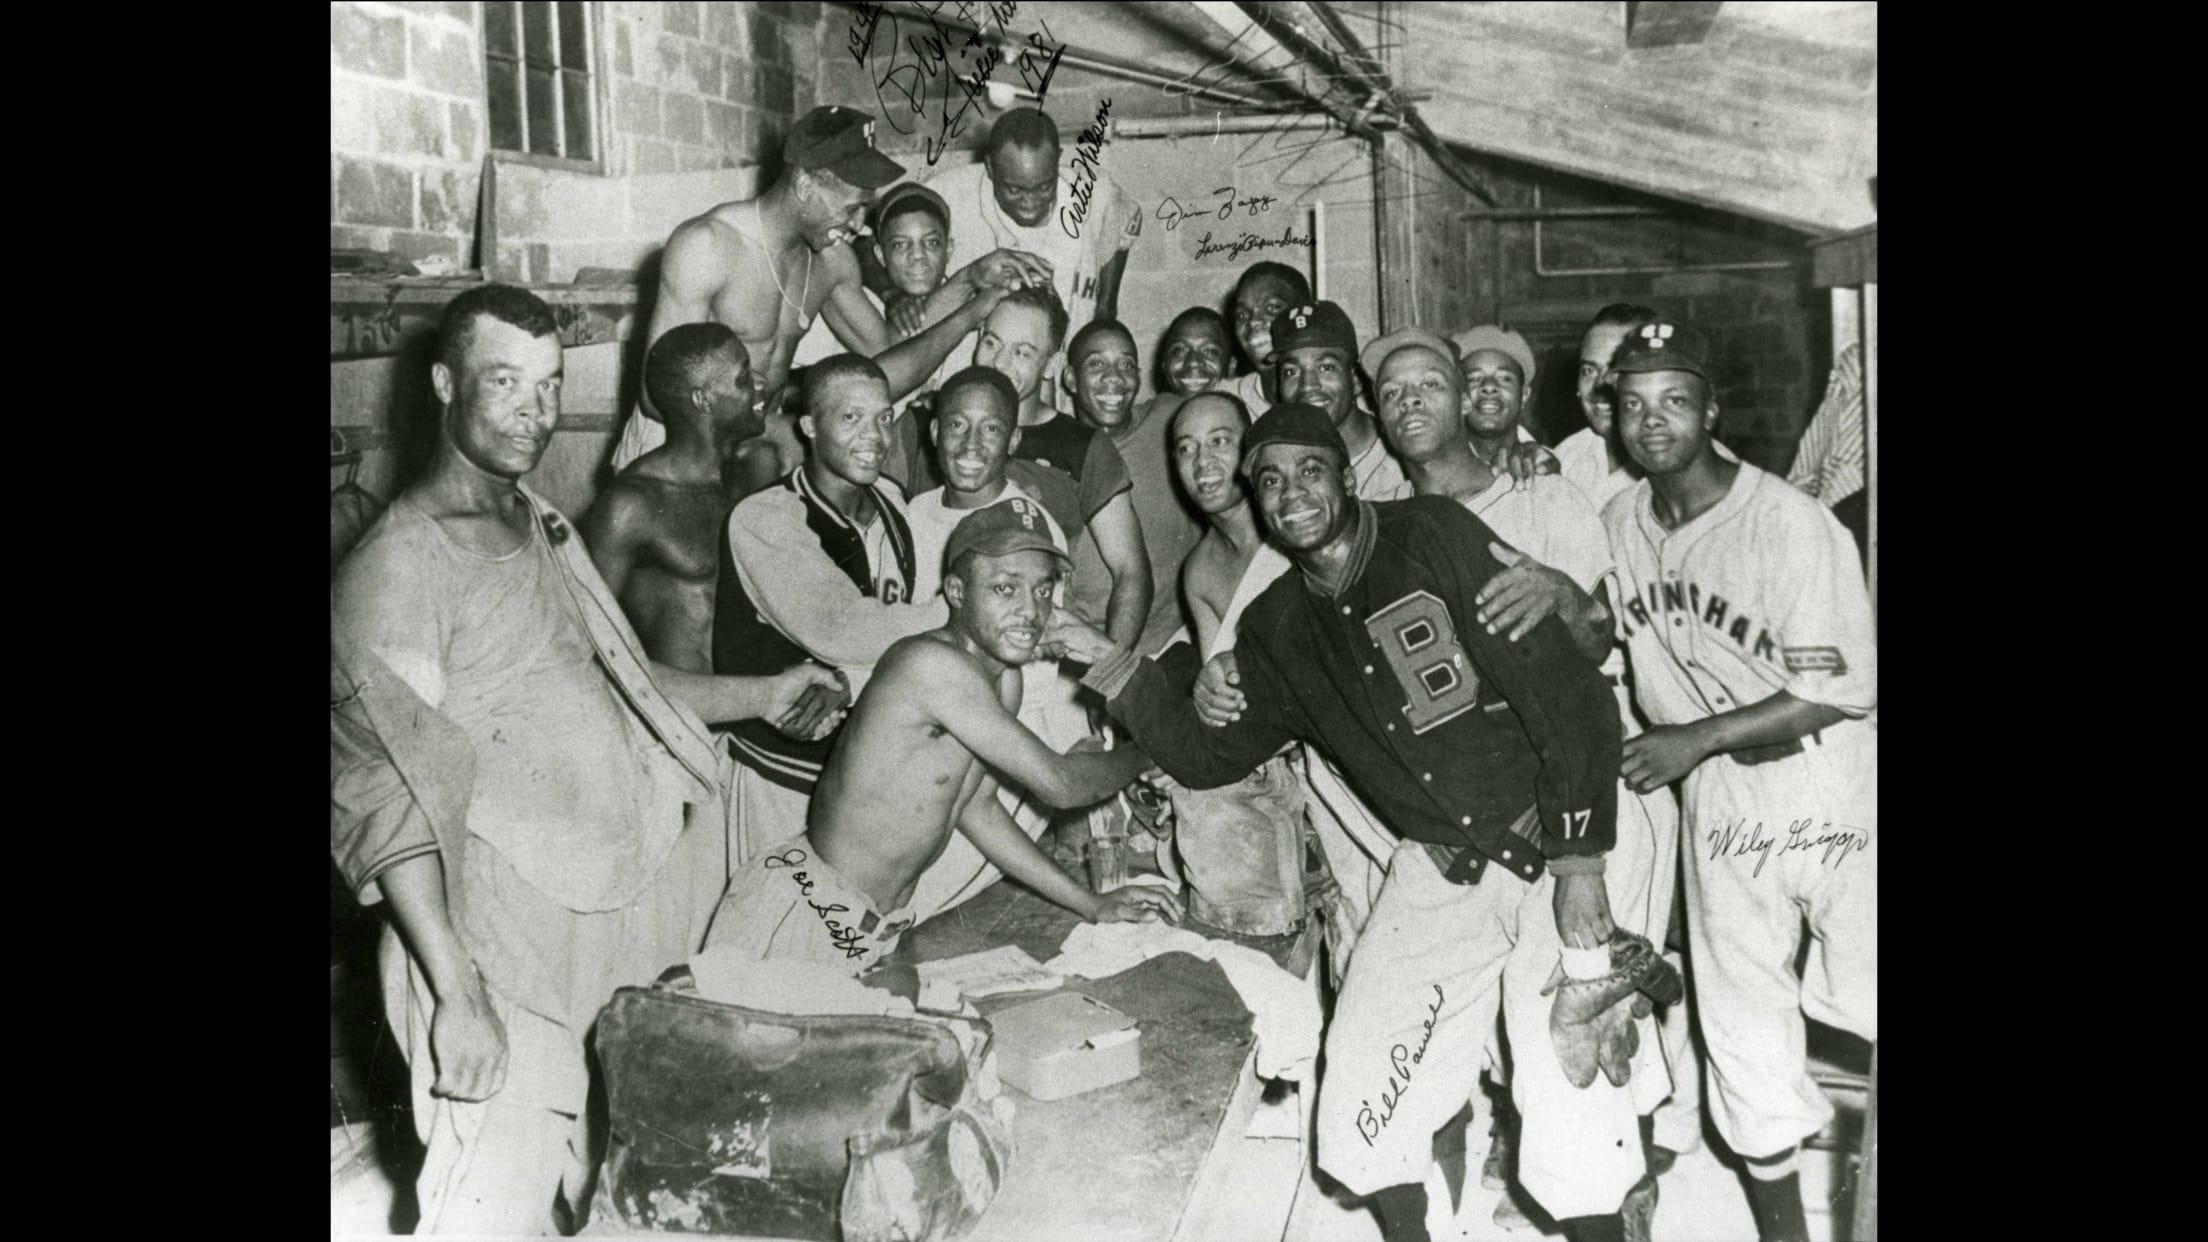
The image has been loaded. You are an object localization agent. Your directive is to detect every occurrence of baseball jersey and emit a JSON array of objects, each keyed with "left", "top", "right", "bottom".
[
  {"left": 1786, "top": 343, "right": 1866, "bottom": 506},
  {"left": 904, "top": 481, "right": 1069, "bottom": 606},
  {"left": 1556, "top": 427, "right": 1632, "bottom": 514},
  {"left": 1223, "top": 371, "right": 1272, "bottom": 415},
  {"left": 1088, "top": 495, "right": 1622, "bottom": 884},
  {"left": 1603, "top": 462, "right": 1876, "bottom": 729},
  {"left": 1349, "top": 428, "right": 1406, "bottom": 500},
  {"left": 924, "top": 160, "right": 1139, "bottom": 332},
  {"left": 1387, "top": 472, "right": 1613, "bottom": 596}
]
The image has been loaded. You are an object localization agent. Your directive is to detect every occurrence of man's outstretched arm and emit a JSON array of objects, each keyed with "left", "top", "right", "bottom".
[{"left": 956, "top": 772, "right": 1181, "bottom": 924}]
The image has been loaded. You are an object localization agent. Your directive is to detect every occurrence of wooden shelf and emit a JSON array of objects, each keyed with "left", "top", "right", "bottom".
[{"left": 330, "top": 277, "right": 640, "bottom": 361}]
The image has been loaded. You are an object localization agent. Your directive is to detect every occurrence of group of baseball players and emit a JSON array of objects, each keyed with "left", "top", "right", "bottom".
[{"left": 331, "top": 103, "right": 1875, "bottom": 1242}]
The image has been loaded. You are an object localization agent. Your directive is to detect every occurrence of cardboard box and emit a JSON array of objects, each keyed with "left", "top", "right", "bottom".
[{"left": 987, "top": 991, "right": 1143, "bottom": 1101}]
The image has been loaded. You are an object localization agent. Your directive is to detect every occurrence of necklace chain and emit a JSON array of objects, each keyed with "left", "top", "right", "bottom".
[{"left": 756, "top": 201, "right": 812, "bottom": 316}]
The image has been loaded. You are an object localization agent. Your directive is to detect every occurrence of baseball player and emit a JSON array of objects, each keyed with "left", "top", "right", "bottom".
[
  {"left": 1270, "top": 300, "right": 1405, "bottom": 499},
  {"left": 1369, "top": 327, "right": 1681, "bottom": 1226},
  {"left": 705, "top": 497, "right": 1181, "bottom": 971},
  {"left": 1047, "top": 402, "right": 1670, "bottom": 1242},
  {"left": 1601, "top": 322, "right": 1877, "bottom": 1242}
]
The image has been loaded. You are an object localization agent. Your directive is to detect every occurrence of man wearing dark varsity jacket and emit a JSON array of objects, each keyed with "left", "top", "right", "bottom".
[
  {"left": 714, "top": 354, "right": 948, "bottom": 866},
  {"left": 1044, "top": 402, "right": 1653, "bottom": 1242}
]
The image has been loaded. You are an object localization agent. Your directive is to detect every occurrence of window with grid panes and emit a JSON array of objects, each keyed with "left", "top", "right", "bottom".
[{"left": 484, "top": 1, "right": 598, "bottom": 165}]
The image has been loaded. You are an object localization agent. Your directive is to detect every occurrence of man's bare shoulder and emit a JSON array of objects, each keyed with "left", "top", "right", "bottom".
[
  {"left": 818, "top": 240, "right": 862, "bottom": 286},
  {"left": 663, "top": 207, "right": 750, "bottom": 274}
]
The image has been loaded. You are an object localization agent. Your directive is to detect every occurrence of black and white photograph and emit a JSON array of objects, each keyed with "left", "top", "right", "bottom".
[{"left": 330, "top": 4, "right": 1878, "bottom": 1239}]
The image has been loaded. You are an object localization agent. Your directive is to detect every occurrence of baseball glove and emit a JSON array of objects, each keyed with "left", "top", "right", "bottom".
[{"left": 1542, "top": 929, "right": 1684, "bottom": 1089}]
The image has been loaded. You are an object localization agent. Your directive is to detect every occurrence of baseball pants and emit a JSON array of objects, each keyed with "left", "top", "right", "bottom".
[
  {"left": 381, "top": 932, "right": 595, "bottom": 1236},
  {"left": 704, "top": 834, "right": 915, "bottom": 971},
  {"left": 1681, "top": 720, "right": 1877, "bottom": 1159},
  {"left": 1316, "top": 812, "right": 1663, "bottom": 1221}
]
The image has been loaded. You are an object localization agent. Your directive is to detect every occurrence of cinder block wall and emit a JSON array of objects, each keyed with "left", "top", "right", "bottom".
[{"left": 331, "top": 1, "right": 830, "bottom": 274}]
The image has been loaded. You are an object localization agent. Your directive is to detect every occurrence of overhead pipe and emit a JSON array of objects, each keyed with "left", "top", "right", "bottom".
[
  {"left": 823, "top": 0, "right": 1297, "bottom": 114},
  {"left": 1112, "top": 112, "right": 1368, "bottom": 139},
  {"left": 1286, "top": 0, "right": 1500, "bottom": 207}
]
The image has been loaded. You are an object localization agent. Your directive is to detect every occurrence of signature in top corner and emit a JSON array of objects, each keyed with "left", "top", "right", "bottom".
[
  {"left": 1705, "top": 818, "right": 1868, "bottom": 878},
  {"left": 852, "top": 4, "right": 1063, "bottom": 166}
]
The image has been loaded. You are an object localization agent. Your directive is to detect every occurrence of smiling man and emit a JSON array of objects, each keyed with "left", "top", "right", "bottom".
[
  {"left": 715, "top": 354, "right": 960, "bottom": 865},
  {"left": 1048, "top": 401, "right": 1661, "bottom": 1242},
  {"left": 1271, "top": 300, "right": 1404, "bottom": 501},
  {"left": 927, "top": 106, "right": 1141, "bottom": 406},
  {"left": 331, "top": 285, "right": 844, "bottom": 1235},
  {"left": 1601, "top": 322, "right": 1877, "bottom": 1242},
  {"left": 1160, "top": 306, "right": 1234, "bottom": 398},
  {"left": 611, "top": 106, "right": 1009, "bottom": 475},
  {"left": 705, "top": 498, "right": 1180, "bottom": 970},
  {"left": 976, "top": 287, "right": 1153, "bottom": 652},
  {"left": 1063, "top": 318, "right": 1200, "bottom": 657},
  {"left": 1222, "top": 261, "right": 1309, "bottom": 413}
]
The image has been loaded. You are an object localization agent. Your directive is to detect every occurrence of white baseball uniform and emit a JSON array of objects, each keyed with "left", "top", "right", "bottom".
[{"left": 1603, "top": 461, "right": 1877, "bottom": 1159}]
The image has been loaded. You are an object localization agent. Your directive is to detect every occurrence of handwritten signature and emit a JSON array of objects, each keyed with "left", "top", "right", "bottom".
[
  {"left": 1705, "top": 819, "right": 1868, "bottom": 879},
  {"left": 1156, "top": 186, "right": 1279, "bottom": 233},
  {"left": 851, "top": 3, "right": 1064, "bottom": 167},
  {"left": 1157, "top": 16, "right": 1455, "bottom": 212},
  {"left": 1194, "top": 225, "right": 1313, "bottom": 262},
  {"left": 764, "top": 847, "right": 872, "bottom": 960},
  {"left": 1357, "top": 983, "right": 1445, "bottom": 1147},
  {"left": 1061, "top": 97, "right": 1112, "bottom": 239}
]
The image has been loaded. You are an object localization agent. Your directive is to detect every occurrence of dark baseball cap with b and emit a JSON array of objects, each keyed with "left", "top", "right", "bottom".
[
  {"left": 786, "top": 105, "right": 906, "bottom": 189},
  {"left": 944, "top": 497, "right": 1070, "bottom": 571},
  {"left": 1267, "top": 301, "right": 1358, "bottom": 363},
  {"left": 1240, "top": 401, "right": 1350, "bottom": 476},
  {"left": 1608, "top": 321, "right": 1713, "bottom": 382}
]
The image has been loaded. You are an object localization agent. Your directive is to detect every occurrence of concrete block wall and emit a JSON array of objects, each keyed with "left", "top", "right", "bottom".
[
  {"left": 331, "top": 1, "right": 487, "bottom": 268},
  {"left": 332, "top": 1, "right": 832, "bottom": 278}
]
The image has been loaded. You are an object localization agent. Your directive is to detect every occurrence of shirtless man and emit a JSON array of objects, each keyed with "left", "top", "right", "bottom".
[
  {"left": 703, "top": 498, "right": 1182, "bottom": 971},
  {"left": 609, "top": 105, "right": 1030, "bottom": 472},
  {"left": 584, "top": 324, "right": 782, "bottom": 674}
]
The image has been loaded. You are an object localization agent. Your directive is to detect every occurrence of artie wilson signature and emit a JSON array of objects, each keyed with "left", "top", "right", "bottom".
[
  {"left": 764, "top": 847, "right": 872, "bottom": 960},
  {"left": 1706, "top": 819, "right": 1868, "bottom": 879},
  {"left": 1357, "top": 983, "right": 1445, "bottom": 1147}
]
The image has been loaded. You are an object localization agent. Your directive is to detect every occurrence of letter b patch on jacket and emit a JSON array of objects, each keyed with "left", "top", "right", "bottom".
[{"left": 1366, "top": 591, "right": 1479, "bottom": 733}]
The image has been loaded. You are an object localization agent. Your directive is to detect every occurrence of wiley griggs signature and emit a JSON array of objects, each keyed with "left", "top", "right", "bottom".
[{"left": 1706, "top": 819, "right": 1868, "bottom": 878}]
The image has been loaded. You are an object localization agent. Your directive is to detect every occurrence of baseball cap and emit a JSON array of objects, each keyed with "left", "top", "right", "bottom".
[
  {"left": 1267, "top": 301, "right": 1358, "bottom": 364},
  {"left": 869, "top": 181, "right": 949, "bottom": 233},
  {"left": 1450, "top": 325, "right": 1537, "bottom": 390},
  {"left": 1240, "top": 401, "right": 1350, "bottom": 476},
  {"left": 1361, "top": 327, "right": 1458, "bottom": 385},
  {"left": 944, "top": 497, "right": 1070, "bottom": 571},
  {"left": 786, "top": 105, "right": 906, "bottom": 189},
  {"left": 1607, "top": 321, "right": 1712, "bottom": 381}
]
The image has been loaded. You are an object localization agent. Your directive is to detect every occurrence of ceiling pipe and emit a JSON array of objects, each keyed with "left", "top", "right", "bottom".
[
  {"left": 1281, "top": 0, "right": 1500, "bottom": 207},
  {"left": 1114, "top": 113, "right": 1359, "bottom": 139},
  {"left": 822, "top": 0, "right": 1295, "bottom": 113}
]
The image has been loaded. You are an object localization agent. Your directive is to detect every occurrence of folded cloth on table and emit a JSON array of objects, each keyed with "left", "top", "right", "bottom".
[{"left": 1044, "top": 920, "right": 1320, "bottom": 1083}]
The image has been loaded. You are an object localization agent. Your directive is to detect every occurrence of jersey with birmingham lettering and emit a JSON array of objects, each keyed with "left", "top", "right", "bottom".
[{"left": 1601, "top": 462, "right": 1876, "bottom": 728}]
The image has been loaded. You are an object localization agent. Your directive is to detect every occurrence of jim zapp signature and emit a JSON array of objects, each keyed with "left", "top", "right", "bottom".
[
  {"left": 849, "top": 2, "right": 1066, "bottom": 166},
  {"left": 1357, "top": 983, "right": 1445, "bottom": 1147},
  {"left": 1705, "top": 819, "right": 1869, "bottom": 878},
  {"left": 1156, "top": 186, "right": 1280, "bottom": 232},
  {"left": 763, "top": 847, "right": 872, "bottom": 961}
]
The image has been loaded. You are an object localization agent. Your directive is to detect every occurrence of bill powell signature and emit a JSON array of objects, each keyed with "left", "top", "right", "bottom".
[{"left": 1357, "top": 983, "right": 1445, "bottom": 1147}]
